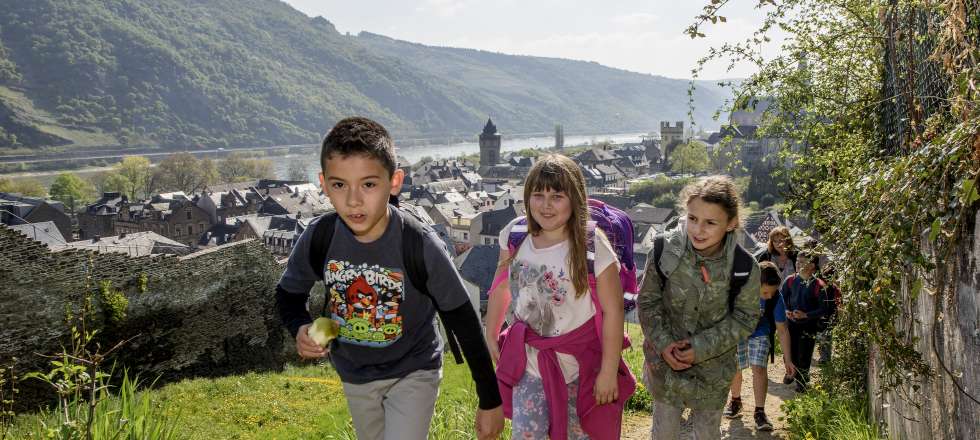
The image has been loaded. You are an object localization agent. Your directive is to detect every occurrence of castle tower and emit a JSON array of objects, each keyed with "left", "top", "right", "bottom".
[
  {"left": 660, "top": 121, "right": 686, "bottom": 158},
  {"left": 479, "top": 117, "right": 501, "bottom": 172}
]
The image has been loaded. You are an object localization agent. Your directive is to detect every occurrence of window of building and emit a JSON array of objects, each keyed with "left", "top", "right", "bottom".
[
  {"left": 187, "top": 225, "right": 193, "bottom": 235},
  {"left": 186, "top": 211, "right": 192, "bottom": 220}
]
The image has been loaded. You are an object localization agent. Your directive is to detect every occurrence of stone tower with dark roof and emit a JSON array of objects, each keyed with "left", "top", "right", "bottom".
[{"left": 479, "top": 117, "right": 501, "bottom": 173}]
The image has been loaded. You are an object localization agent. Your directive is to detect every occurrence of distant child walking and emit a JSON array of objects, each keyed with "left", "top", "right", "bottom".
[
  {"left": 484, "top": 154, "right": 635, "bottom": 439},
  {"left": 782, "top": 249, "right": 830, "bottom": 392},
  {"left": 722, "top": 261, "right": 796, "bottom": 431},
  {"left": 638, "top": 175, "right": 761, "bottom": 440},
  {"left": 276, "top": 117, "right": 503, "bottom": 440}
]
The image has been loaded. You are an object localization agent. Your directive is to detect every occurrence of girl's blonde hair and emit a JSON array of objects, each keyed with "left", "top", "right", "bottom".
[
  {"left": 521, "top": 154, "right": 590, "bottom": 297},
  {"left": 679, "top": 175, "right": 744, "bottom": 227}
]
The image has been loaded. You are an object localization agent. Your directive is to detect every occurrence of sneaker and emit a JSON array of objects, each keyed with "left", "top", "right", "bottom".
[
  {"left": 754, "top": 410, "right": 774, "bottom": 431},
  {"left": 723, "top": 398, "right": 742, "bottom": 419},
  {"left": 783, "top": 375, "right": 794, "bottom": 384}
]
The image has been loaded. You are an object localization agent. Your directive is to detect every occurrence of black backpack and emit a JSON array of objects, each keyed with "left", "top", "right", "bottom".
[
  {"left": 652, "top": 235, "right": 755, "bottom": 314},
  {"left": 306, "top": 200, "right": 464, "bottom": 364}
]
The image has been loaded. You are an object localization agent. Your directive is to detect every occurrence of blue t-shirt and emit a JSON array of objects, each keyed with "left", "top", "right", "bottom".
[{"left": 750, "top": 295, "right": 786, "bottom": 338}]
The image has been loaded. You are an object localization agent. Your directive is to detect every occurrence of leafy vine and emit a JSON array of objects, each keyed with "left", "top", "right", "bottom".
[{"left": 687, "top": 0, "right": 980, "bottom": 407}]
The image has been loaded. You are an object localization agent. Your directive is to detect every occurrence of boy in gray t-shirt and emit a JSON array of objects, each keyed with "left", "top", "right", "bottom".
[{"left": 276, "top": 117, "right": 502, "bottom": 440}]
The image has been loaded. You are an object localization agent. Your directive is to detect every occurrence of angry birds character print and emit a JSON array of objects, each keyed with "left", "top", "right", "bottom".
[{"left": 324, "top": 260, "right": 404, "bottom": 347}]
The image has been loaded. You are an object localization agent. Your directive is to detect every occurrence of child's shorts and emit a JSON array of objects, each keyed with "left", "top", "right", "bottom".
[{"left": 736, "top": 335, "right": 770, "bottom": 369}]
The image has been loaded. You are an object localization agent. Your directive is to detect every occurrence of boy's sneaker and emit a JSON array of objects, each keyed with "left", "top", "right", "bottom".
[
  {"left": 754, "top": 410, "right": 774, "bottom": 431},
  {"left": 723, "top": 398, "right": 742, "bottom": 419},
  {"left": 783, "top": 375, "right": 794, "bottom": 384}
]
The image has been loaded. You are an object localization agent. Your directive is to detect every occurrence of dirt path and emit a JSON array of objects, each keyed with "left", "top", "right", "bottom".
[{"left": 622, "top": 357, "right": 796, "bottom": 439}]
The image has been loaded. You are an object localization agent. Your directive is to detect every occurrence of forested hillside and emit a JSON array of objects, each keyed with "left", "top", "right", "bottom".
[{"left": 0, "top": 0, "right": 729, "bottom": 150}]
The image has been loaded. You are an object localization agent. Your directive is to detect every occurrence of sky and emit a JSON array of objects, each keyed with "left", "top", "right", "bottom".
[{"left": 281, "top": 0, "right": 787, "bottom": 80}]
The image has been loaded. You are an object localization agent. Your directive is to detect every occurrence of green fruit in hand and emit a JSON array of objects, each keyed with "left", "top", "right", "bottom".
[{"left": 308, "top": 317, "right": 340, "bottom": 347}]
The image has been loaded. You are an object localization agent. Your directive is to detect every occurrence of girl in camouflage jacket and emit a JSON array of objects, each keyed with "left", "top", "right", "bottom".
[{"left": 638, "top": 176, "right": 761, "bottom": 440}]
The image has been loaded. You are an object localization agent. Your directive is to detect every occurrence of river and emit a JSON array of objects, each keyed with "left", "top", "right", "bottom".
[
  {"left": 275, "top": 132, "right": 650, "bottom": 183},
  {"left": 4, "top": 132, "right": 650, "bottom": 187}
]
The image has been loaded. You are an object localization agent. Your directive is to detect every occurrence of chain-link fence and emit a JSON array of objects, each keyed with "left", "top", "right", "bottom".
[{"left": 879, "top": 1, "right": 951, "bottom": 154}]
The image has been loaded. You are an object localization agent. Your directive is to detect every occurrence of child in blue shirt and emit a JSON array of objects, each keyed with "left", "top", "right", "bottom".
[{"left": 723, "top": 261, "right": 796, "bottom": 431}]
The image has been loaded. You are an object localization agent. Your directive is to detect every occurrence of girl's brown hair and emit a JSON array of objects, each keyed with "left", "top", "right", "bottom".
[
  {"left": 679, "top": 175, "right": 744, "bottom": 226},
  {"left": 521, "top": 154, "right": 590, "bottom": 297},
  {"left": 767, "top": 226, "right": 793, "bottom": 255}
]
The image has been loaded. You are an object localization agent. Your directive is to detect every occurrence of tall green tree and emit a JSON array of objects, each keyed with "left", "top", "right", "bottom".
[
  {"left": 49, "top": 173, "right": 94, "bottom": 213},
  {"left": 286, "top": 158, "right": 310, "bottom": 182},
  {"left": 668, "top": 141, "right": 711, "bottom": 174},
  {"left": 154, "top": 153, "right": 213, "bottom": 194},
  {"left": 101, "top": 173, "right": 132, "bottom": 196},
  {"left": 219, "top": 153, "right": 273, "bottom": 183},
  {"left": 115, "top": 156, "right": 153, "bottom": 200}
]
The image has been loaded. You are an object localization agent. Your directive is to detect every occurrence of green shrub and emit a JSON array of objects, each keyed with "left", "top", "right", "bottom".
[
  {"left": 625, "top": 380, "right": 652, "bottom": 413},
  {"left": 781, "top": 387, "right": 882, "bottom": 440}
]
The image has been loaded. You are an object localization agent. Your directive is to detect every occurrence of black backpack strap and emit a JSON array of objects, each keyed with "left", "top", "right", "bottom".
[
  {"left": 763, "top": 296, "right": 779, "bottom": 362},
  {"left": 309, "top": 213, "right": 338, "bottom": 282},
  {"left": 727, "top": 244, "right": 754, "bottom": 314},
  {"left": 653, "top": 235, "right": 666, "bottom": 290},
  {"left": 308, "top": 213, "right": 338, "bottom": 318},
  {"left": 400, "top": 209, "right": 464, "bottom": 365}
]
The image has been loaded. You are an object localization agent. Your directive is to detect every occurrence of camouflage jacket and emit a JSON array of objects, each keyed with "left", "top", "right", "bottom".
[{"left": 637, "top": 227, "right": 761, "bottom": 410}]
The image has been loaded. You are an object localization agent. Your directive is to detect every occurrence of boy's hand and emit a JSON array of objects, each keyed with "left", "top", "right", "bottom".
[
  {"left": 783, "top": 356, "right": 796, "bottom": 378},
  {"left": 296, "top": 323, "right": 329, "bottom": 359},
  {"left": 594, "top": 368, "right": 619, "bottom": 405},
  {"left": 475, "top": 405, "right": 504, "bottom": 440}
]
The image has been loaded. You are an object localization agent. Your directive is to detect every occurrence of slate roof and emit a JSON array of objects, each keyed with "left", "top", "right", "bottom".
[
  {"left": 261, "top": 190, "right": 332, "bottom": 217},
  {"left": 84, "top": 192, "right": 127, "bottom": 215},
  {"left": 432, "top": 201, "right": 477, "bottom": 222},
  {"left": 595, "top": 164, "right": 625, "bottom": 180},
  {"left": 199, "top": 223, "right": 241, "bottom": 246},
  {"left": 58, "top": 231, "right": 189, "bottom": 256},
  {"left": 457, "top": 244, "right": 501, "bottom": 300},
  {"left": 480, "top": 205, "right": 517, "bottom": 236},
  {"left": 205, "top": 181, "right": 258, "bottom": 193},
  {"left": 0, "top": 193, "right": 66, "bottom": 218},
  {"left": 627, "top": 203, "right": 676, "bottom": 225},
  {"left": 7, "top": 221, "right": 65, "bottom": 247},
  {"left": 424, "top": 179, "right": 468, "bottom": 194},
  {"left": 573, "top": 148, "right": 617, "bottom": 164}
]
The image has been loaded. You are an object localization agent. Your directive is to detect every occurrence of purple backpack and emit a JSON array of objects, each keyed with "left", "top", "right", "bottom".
[{"left": 490, "top": 199, "right": 639, "bottom": 314}]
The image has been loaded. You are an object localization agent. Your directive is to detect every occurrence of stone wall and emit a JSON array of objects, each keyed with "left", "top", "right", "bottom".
[
  {"left": 869, "top": 211, "right": 980, "bottom": 440},
  {"left": 0, "top": 225, "right": 289, "bottom": 410}
]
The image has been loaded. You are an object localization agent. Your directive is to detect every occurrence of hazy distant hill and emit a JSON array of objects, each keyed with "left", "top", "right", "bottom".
[{"left": 0, "top": 0, "right": 731, "bottom": 150}]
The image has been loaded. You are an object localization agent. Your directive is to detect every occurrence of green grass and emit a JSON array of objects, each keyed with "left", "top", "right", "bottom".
[{"left": 8, "top": 325, "right": 651, "bottom": 439}]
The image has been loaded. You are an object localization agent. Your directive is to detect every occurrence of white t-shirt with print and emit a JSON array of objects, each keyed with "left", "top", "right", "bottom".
[{"left": 499, "top": 217, "right": 620, "bottom": 383}]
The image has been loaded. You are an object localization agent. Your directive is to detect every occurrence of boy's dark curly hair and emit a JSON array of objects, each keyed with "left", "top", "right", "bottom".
[{"left": 320, "top": 117, "right": 396, "bottom": 177}]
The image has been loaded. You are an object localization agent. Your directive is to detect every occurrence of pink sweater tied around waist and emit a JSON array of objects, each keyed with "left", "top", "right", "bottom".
[{"left": 496, "top": 319, "right": 636, "bottom": 440}]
